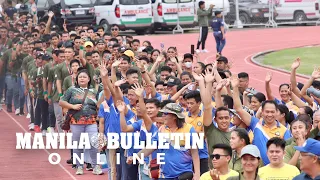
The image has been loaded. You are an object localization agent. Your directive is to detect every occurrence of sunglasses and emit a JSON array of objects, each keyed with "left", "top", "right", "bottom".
[
  {"left": 32, "top": 34, "right": 38, "bottom": 37},
  {"left": 111, "top": 28, "right": 118, "bottom": 31},
  {"left": 210, "top": 154, "right": 228, "bottom": 160}
]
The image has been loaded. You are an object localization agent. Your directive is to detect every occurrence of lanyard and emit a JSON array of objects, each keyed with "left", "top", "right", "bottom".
[{"left": 65, "top": 62, "right": 72, "bottom": 75}]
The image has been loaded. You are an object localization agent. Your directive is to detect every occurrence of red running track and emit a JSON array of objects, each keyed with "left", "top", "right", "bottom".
[{"left": 1, "top": 26, "right": 320, "bottom": 180}]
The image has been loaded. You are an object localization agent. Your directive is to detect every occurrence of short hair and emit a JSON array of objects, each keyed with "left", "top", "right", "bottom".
[
  {"left": 91, "top": 50, "right": 99, "bottom": 55},
  {"left": 181, "top": 71, "right": 193, "bottom": 80},
  {"left": 70, "top": 59, "right": 80, "bottom": 67},
  {"left": 109, "top": 38, "right": 118, "bottom": 44},
  {"left": 85, "top": 52, "right": 92, "bottom": 57},
  {"left": 266, "top": 137, "right": 286, "bottom": 151},
  {"left": 132, "top": 39, "right": 140, "bottom": 44},
  {"left": 212, "top": 144, "right": 232, "bottom": 157},
  {"left": 54, "top": 49, "right": 64, "bottom": 57},
  {"left": 215, "top": 106, "right": 230, "bottom": 118},
  {"left": 145, "top": 98, "right": 161, "bottom": 108},
  {"left": 238, "top": 72, "right": 249, "bottom": 79},
  {"left": 155, "top": 80, "right": 165, "bottom": 87},
  {"left": 126, "top": 68, "right": 139, "bottom": 77},
  {"left": 222, "top": 95, "right": 234, "bottom": 109},
  {"left": 160, "top": 66, "right": 172, "bottom": 73},
  {"left": 261, "top": 100, "right": 278, "bottom": 110},
  {"left": 184, "top": 91, "right": 201, "bottom": 103},
  {"left": 139, "top": 56, "right": 149, "bottom": 64}
]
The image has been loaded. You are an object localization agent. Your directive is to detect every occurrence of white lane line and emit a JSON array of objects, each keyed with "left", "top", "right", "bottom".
[{"left": 2, "top": 110, "right": 78, "bottom": 180}]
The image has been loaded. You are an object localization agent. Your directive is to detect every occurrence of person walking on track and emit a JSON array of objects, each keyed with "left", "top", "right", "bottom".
[
  {"left": 196, "top": 1, "right": 214, "bottom": 53},
  {"left": 211, "top": 11, "right": 226, "bottom": 58}
]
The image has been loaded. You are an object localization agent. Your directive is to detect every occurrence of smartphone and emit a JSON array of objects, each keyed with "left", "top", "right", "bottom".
[
  {"left": 191, "top": 45, "right": 195, "bottom": 55},
  {"left": 188, "top": 84, "right": 195, "bottom": 91}
]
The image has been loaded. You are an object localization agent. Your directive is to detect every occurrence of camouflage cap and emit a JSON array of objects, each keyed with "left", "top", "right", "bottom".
[{"left": 159, "top": 103, "right": 185, "bottom": 119}]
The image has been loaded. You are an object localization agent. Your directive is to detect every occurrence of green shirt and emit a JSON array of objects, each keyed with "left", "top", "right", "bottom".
[
  {"left": 197, "top": 7, "right": 213, "bottom": 27},
  {"left": 48, "top": 62, "right": 61, "bottom": 102},
  {"left": 284, "top": 140, "right": 300, "bottom": 169},
  {"left": 22, "top": 55, "right": 34, "bottom": 73},
  {"left": 63, "top": 75, "right": 75, "bottom": 92},
  {"left": 30, "top": 66, "right": 45, "bottom": 99},
  {"left": 227, "top": 172, "right": 260, "bottom": 180},
  {"left": 1, "top": 49, "right": 28, "bottom": 76},
  {"left": 204, "top": 123, "right": 231, "bottom": 169},
  {"left": 229, "top": 152, "right": 242, "bottom": 173}
]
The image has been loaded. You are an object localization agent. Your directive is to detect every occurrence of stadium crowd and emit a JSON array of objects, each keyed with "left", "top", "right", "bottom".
[{"left": 0, "top": 1, "right": 320, "bottom": 180}]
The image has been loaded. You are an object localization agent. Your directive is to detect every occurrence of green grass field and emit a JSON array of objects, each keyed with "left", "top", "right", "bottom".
[{"left": 262, "top": 46, "right": 320, "bottom": 75}]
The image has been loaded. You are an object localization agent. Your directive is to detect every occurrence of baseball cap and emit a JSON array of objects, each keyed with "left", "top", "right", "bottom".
[
  {"left": 84, "top": 41, "right": 94, "bottom": 47},
  {"left": 167, "top": 77, "right": 181, "bottom": 87},
  {"left": 294, "top": 138, "right": 320, "bottom": 156},
  {"left": 215, "top": 11, "right": 222, "bottom": 16},
  {"left": 96, "top": 39, "right": 105, "bottom": 45},
  {"left": 42, "top": 54, "right": 52, "bottom": 61},
  {"left": 159, "top": 103, "right": 185, "bottom": 119},
  {"left": 240, "top": 145, "right": 261, "bottom": 158},
  {"left": 217, "top": 56, "right": 228, "bottom": 63},
  {"left": 229, "top": 109, "right": 240, "bottom": 119},
  {"left": 123, "top": 50, "right": 134, "bottom": 59}
]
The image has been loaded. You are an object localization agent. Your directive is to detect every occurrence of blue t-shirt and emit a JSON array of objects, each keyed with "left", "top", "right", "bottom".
[
  {"left": 152, "top": 124, "right": 196, "bottom": 179},
  {"left": 98, "top": 103, "right": 110, "bottom": 136},
  {"left": 211, "top": 17, "right": 224, "bottom": 32}
]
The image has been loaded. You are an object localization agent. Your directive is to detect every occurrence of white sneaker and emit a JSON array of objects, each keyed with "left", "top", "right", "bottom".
[
  {"left": 76, "top": 167, "right": 84, "bottom": 175},
  {"left": 42, "top": 130, "right": 47, "bottom": 137},
  {"left": 15, "top": 109, "right": 20, "bottom": 115},
  {"left": 195, "top": 49, "right": 201, "bottom": 54},
  {"left": 92, "top": 165, "right": 103, "bottom": 175},
  {"left": 26, "top": 113, "right": 31, "bottom": 119},
  {"left": 29, "top": 123, "right": 34, "bottom": 131},
  {"left": 202, "top": 49, "right": 209, "bottom": 53}
]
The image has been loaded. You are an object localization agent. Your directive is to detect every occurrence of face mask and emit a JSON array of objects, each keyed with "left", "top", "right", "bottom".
[{"left": 184, "top": 62, "right": 192, "bottom": 68}]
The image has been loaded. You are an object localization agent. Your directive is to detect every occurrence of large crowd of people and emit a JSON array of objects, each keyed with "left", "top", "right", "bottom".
[{"left": 0, "top": 0, "right": 320, "bottom": 180}]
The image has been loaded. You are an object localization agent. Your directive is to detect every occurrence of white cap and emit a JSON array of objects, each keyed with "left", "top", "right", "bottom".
[{"left": 240, "top": 145, "right": 261, "bottom": 158}]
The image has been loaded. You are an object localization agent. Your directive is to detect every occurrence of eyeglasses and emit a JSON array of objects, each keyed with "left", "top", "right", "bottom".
[
  {"left": 32, "top": 34, "right": 38, "bottom": 37},
  {"left": 210, "top": 154, "right": 229, "bottom": 160},
  {"left": 111, "top": 28, "right": 118, "bottom": 31}
]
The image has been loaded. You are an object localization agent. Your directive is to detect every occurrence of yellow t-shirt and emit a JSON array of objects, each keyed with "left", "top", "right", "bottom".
[
  {"left": 258, "top": 163, "right": 300, "bottom": 180},
  {"left": 200, "top": 169, "right": 239, "bottom": 180}
]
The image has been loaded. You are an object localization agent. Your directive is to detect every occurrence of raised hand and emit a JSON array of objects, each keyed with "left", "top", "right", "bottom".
[
  {"left": 265, "top": 72, "right": 273, "bottom": 83},
  {"left": 99, "top": 60, "right": 108, "bottom": 77},
  {"left": 192, "top": 72, "right": 204, "bottom": 81},
  {"left": 48, "top": 11, "right": 54, "bottom": 18},
  {"left": 291, "top": 58, "right": 300, "bottom": 70},
  {"left": 132, "top": 83, "right": 144, "bottom": 97},
  {"left": 311, "top": 66, "right": 320, "bottom": 79},
  {"left": 114, "top": 79, "right": 126, "bottom": 87},
  {"left": 230, "top": 75, "right": 240, "bottom": 88},
  {"left": 116, "top": 100, "right": 126, "bottom": 112},
  {"left": 216, "top": 80, "right": 225, "bottom": 91},
  {"left": 112, "top": 58, "right": 122, "bottom": 67},
  {"left": 204, "top": 68, "right": 215, "bottom": 83}
]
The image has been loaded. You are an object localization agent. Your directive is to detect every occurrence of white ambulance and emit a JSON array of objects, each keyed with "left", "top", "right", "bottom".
[
  {"left": 94, "top": 0, "right": 154, "bottom": 35},
  {"left": 151, "top": 0, "right": 197, "bottom": 31},
  {"left": 260, "top": 0, "right": 320, "bottom": 22}
]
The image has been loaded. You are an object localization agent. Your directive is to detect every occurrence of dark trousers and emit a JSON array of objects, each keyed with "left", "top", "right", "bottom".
[
  {"left": 29, "top": 94, "right": 35, "bottom": 123},
  {"left": 48, "top": 102, "right": 56, "bottom": 127},
  {"left": 116, "top": 148, "right": 129, "bottom": 180},
  {"left": 200, "top": 158, "right": 209, "bottom": 175},
  {"left": 35, "top": 98, "right": 48, "bottom": 130},
  {"left": 197, "top": 26, "right": 209, "bottom": 50}
]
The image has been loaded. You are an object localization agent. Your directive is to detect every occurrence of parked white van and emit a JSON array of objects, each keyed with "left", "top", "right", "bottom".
[
  {"left": 94, "top": 0, "right": 154, "bottom": 35},
  {"left": 259, "top": 0, "right": 320, "bottom": 22},
  {"left": 151, "top": 0, "right": 196, "bottom": 31}
]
